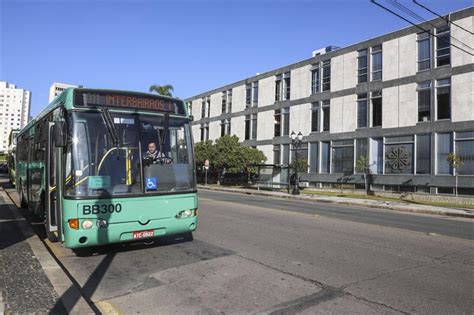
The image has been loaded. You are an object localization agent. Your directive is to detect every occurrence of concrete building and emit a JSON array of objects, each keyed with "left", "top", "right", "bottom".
[
  {"left": 49, "top": 82, "right": 79, "bottom": 102},
  {"left": 0, "top": 81, "right": 31, "bottom": 153},
  {"left": 185, "top": 7, "right": 474, "bottom": 195}
]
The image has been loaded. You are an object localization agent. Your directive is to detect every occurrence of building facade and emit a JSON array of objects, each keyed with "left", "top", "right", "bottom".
[
  {"left": 185, "top": 8, "right": 474, "bottom": 195},
  {"left": 0, "top": 81, "right": 31, "bottom": 153},
  {"left": 49, "top": 82, "right": 79, "bottom": 102}
]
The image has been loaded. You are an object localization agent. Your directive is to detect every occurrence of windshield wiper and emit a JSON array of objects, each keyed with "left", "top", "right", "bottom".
[
  {"left": 160, "top": 113, "right": 169, "bottom": 145},
  {"left": 101, "top": 108, "right": 119, "bottom": 145}
]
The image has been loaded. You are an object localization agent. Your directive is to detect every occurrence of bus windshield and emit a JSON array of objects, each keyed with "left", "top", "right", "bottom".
[{"left": 65, "top": 111, "right": 195, "bottom": 197}]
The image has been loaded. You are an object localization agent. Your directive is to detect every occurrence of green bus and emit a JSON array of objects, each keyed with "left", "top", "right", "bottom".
[
  {"left": 7, "top": 129, "right": 20, "bottom": 186},
  {"left": 16, "top": 88, "right": 197, "bottom": 248}
]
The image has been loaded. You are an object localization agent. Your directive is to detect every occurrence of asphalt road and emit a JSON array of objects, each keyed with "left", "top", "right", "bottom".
[{"left": 18, "top": 189, "right": 474, "bottom": 314}]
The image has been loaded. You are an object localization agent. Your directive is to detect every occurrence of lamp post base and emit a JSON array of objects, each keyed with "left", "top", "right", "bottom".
[{"left": 292, "top": 187, "right": 300, "bottom": 195}]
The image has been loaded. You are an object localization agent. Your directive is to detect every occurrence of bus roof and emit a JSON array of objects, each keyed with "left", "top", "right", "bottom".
[{"left": 18, "top": 88, "right": 188, "bottom": 138}]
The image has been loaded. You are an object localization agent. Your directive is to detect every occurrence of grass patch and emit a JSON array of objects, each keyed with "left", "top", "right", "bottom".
[{"left": 302, "top": 190, "right": 474, "bottom": 210}]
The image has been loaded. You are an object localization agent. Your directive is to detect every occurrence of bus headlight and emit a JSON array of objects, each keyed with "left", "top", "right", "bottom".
[
  {"left": 176, "top": 209, "right": 193, "bottom": 219},
  {"left": 82, "top": 220, "right": 93, "bottom": 230}
]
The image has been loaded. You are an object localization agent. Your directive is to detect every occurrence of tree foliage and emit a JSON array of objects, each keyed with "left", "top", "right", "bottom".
[
  {"left": 355, "top": 155, "right": 370, "bottom": 174},
  {"left": 149, "top": 84, "right": 174, "bottom": 97},
  {"left": 289, "top": 158, "right": 308, "bottom": 173},
  {"left": 194, "top": 135, "right": 267, "bottom": 176},
  {"left": 356, "top": 155, "right": 371, "bottom": 195},
  {"left": 194, "top": 140, "right": 216, "bottom": 168},
  {"left": 447, "top": 152, "right": 464, "bottom": 172}
]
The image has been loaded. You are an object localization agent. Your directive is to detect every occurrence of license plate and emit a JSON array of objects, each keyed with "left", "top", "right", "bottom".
[{"left": 132, "top": 230, "right": 155, "bottom": 239}]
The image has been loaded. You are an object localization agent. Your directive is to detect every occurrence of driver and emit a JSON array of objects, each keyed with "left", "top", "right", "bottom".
[{"left": 144, "top": 142, "right": 172, "bottom": 165}]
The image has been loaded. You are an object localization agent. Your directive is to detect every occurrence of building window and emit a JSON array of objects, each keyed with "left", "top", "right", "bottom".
[
  {"left": 281, "top": 108, "right": 290, "bottom": 136},
  {"left": 436, "top": 25, "right": 450, "bottom": 67},
  {"left": 291, "top": 142, "right": 308, "bottom": 166},
  {"left": 436, "top": 78, "right": 451, "bottom": 120},
  {"left": 252, "top": 82, "right": 258, "bottom": 106},
  {"left": 455, "top": 131, "right": 474, "bottom": 175},
  {"left": 416, "top": 134, "right": 431, "bottom": 174},
  {"left": 321, "top": 142, "right": 330, "bottom": 173},
  {"left": 227, "top": 89, "right": 232, "bottom": 113},
  {"left": 332, "top": 140, "right": 354, "bottom": 174},
  {"left": 384, "top": 136, "right": 414, "bottom": 174},
  {"left": 322, "top": 100, "right": 330, "bottom": 132},
  {"left": 221, "top": 119, "right": 226, "bottom": 137},
  {"left": 371, "top": 90, "right": 382, "bottom": 127},
  {"left": 200, "top": 123, "right": 209, "bottom": 141},
  {"left": 201, "top": 98, "right": 206, "bottom": 118},
  {"left": 246, "top": 83, "right": 252, "bottom": 108},
  {"left": 274, "top": 110, "right": 281, "bottom": 137},
  {"left": 371, "top": 45, "right": 382, "bottom": 81},
  {"left": 357, "top": 93, "right": 368, "bottom": 128},
  {"left": 275, "top": 75, "right": 282, "bottom": 101},
  {"left": 357, "top": 49, "right": 368, "bottom": 84},
  {"left": 322, "top": 60, "right": 331, "bottom": 91},
  {"left": 437, "top": 133, "right": 453, "bottom": 174},
  {"left": 221, "top": 91, "right": 227, "bottom": 114},
  {"left": 273, "top": 145, "right": 281, "bottom": 165},
  {"left": 245, "top": 115, "right": 251, "bottom": 140},
  {"left": 283, "top": 72, "right": 291, "bottom": 100},
  {"left": 355, "top": 138, "right": 368, "bottom": 163},
  {"left": 370, "top": 138, "right": 383, "bottom": 174},
  {"left": 309, "top": 142, "right": 318, "bottom": 173},
  {"left": 220, "top": 119, "right": 231, "bottom": 137},
  {"left": 311, "top": 63, "right": 320, "bottom": 94},
  {"left": 417, "top": 31, "right": 431, "bottom": 71},
  {"left": 282, "top": 144, "right": 290, "bottom": 165},
  {"left": 417, "top": 81, "right": 431, "bottom": 122},
  {"left": 311, "top": 102, "right": 319, "bottom": 132},
  {"left": 251, "top": 114, "right": 257, "bottom": 140},
  {"left": 201, "top": 96, "right": 210, "bottom": 118}
]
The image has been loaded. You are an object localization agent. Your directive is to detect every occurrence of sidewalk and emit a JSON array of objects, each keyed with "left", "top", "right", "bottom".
[
  {"left": 198, "top": 185, "right": 474, "bottom": 219},
  {"left": 0, "top": 183, "right": 94, "bottom": 314}
]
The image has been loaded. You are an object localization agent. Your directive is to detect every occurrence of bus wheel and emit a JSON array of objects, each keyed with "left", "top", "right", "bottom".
[{"left": 45, "top": 224, "right": 59, "bottom": 242}]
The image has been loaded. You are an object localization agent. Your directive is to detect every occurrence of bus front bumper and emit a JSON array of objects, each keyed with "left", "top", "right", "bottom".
[{"left": 63, "top": 216, "right": 197, "bottom": 249}]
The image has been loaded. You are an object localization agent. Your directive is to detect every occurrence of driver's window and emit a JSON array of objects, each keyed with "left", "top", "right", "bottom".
[
  {"left": 170, "top": 127, "right": 188, "bottom": 164},
  {"left": 140, "top": 116, "right": 173, "bottom": 164}
]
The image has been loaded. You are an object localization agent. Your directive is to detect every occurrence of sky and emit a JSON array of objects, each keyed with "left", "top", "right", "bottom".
[{"left": 0, "top": 0, "right": 472, "bottom": 116}]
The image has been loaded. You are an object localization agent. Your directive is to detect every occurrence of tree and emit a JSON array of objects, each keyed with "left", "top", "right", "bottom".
[
  {"left": 194, "top": 140, "right": 216, "bottom": 169},
  {"left": 241, "top": 146, "right": 267, "bottom": 183},
  {"left": 289, "top": 158, "right": 308, "bottom": 173},
  {"left": 447, "top": 152, "right": 464, "bottom": 197},
  {"left": 195, "top": 135, "right": 266, "bottom": 185},
  {"left": 356, "top": 155, "right": 371, "bottom": 195},
  {"left": 149, "top": 84, "right": 174, "bottom": 97}
]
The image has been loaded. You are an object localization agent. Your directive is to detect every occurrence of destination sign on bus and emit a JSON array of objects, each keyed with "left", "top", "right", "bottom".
[{"left": 74, "top": 90, "right": 186, "bottom": 114}]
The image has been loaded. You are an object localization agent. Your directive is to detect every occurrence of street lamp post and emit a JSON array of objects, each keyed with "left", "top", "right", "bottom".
[{"left": 290, "top": 131, "right": 303, "bottom": 195}]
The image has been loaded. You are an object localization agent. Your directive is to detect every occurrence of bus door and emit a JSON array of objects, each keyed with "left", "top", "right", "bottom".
[{"left": 45, "top": 122, "right": 58, "bottom": 238}]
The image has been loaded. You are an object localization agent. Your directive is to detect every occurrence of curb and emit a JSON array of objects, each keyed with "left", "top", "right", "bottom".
[
  {"left": 197, "top": 185, "right": 474, "bottom": 219},
  {"left": 0, "top": 188, "right": 96, "bottom": 314}
]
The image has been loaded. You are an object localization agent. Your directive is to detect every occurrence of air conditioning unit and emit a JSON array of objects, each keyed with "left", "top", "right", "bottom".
[
  {"left": 299, "top": 181, "right": 310, "bottom": 188},
  {"left": 312, "top": 46, "right": 340, "bottom": 57}
]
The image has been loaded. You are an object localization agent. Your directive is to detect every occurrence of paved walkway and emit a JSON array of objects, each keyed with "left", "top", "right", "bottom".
[
  {"left": 0, "top": 194, "right": 66, "bottom": 314},
  {"left": 0, "top": 180, "right": 95, "bottom": 314},
  {"left": 198, "top": 185, "right": 474, "bottom": 218}
]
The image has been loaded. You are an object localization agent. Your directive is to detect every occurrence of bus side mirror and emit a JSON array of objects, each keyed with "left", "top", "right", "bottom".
[
  {"left": 189, "top": 115, "right": 194, "bottom": 122},
  {"left": 53, "top": 121, "right": 68, "bottom": 147}
]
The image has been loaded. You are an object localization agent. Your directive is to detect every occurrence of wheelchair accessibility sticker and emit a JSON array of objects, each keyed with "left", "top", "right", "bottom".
[{"left": 145, "top": 177, "right": 157, "bottom": 191}]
